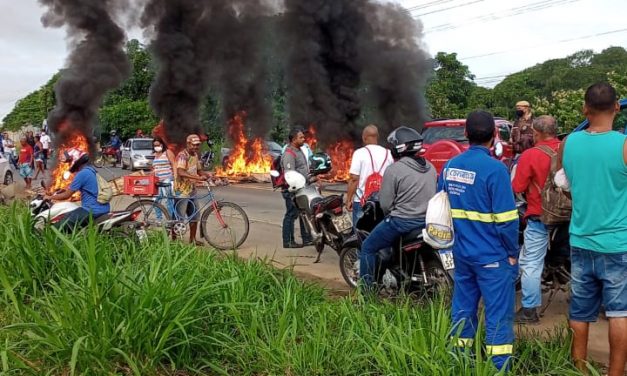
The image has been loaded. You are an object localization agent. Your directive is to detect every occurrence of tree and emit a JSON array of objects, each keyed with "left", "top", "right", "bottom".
[{"left": 426, "top": 52, "right": 476, "bottom": 118}]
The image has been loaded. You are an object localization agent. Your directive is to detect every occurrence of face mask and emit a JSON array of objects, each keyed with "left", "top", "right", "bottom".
[
  {"left": 154, "top": 146, "right": 163, "bottom": 153},
  {"left": 515, "top": 109, "right": 525, "bottom": 118}
]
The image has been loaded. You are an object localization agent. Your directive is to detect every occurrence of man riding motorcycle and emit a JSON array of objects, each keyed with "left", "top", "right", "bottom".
[
  {"left": 44, "top": 148, "right": 111, "bottom": 231},
  {"left": 108, "top": 130, "right": 122, "bottom": 165},
  {"left": 358, "top": 126, "right": 437, "bottom": 291}
]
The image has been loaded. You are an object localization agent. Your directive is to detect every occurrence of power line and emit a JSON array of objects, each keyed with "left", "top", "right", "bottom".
[
  {"left": 406, "top": 0, "right": 456, "bottom": 13},
  {"left": 461, "top": 27, "right": 627, "bottom": 61},
  {"left": 412, "top": 0, "right": 485, "bottom": 17},
  {"left": 424, "top": 0, "right": 582, "bottom": 33}
]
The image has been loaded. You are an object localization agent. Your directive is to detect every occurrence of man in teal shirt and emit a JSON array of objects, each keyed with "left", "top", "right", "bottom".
[{"left": 561, "top": 83, "right": 627, "bottom": 376}]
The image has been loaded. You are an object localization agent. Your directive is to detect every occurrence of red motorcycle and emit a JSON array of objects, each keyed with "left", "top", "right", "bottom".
[{"left": 93, "top": 146, "right": 119, "bottom": 168}]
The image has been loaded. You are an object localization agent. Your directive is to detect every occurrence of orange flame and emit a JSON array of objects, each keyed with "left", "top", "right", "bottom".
[
  {"left": 324, "top": 140, "right": 354, "bottom": 182},
  {"left": 305, "top": 124, "right": 318, "bottom": 151},
  {"left": 50, "top": 131, "right": 89, "bottom": 200},
  {"left": 215, "top": 113, "right": 273, "bottom": 176}
]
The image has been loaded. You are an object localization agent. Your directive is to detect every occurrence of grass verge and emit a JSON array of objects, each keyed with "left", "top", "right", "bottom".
[{"left": 0, "top": 203, "right": 596, "bottom": 375}]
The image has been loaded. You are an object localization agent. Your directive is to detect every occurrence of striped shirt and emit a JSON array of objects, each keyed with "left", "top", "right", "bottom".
[{"left": 153, "top": 153, "right": 174, "bottom": 182}]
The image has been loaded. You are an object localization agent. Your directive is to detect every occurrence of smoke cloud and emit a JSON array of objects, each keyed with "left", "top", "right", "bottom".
[
  {"left": 143, "top": 0, "right": 275, "bottom": 145},
  {"left": 282, "top": 0, "right": 431, "bottom": 143},
  {"left": 38, "top": 0, "right": 131, "bottom": 149}
]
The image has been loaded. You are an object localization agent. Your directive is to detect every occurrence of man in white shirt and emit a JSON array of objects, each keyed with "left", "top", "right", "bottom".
[
  {"left": 346, "top": 125, "right": 393, "bottom": 228},
  {"left": 40, "top": 131, "right": 51, "bottom": 170}
]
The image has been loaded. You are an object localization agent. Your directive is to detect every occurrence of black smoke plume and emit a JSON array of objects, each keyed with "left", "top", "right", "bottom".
[
  {"left": 141, "top": 0, "right": 213, "bottom": 146},
  {"left": 361, "top": 3, "right": 431, "bottom": 133},
  {"left": 38, "top": 0, "right": 131, "bottom": 149},
  {"left": 207, "top": 1, "right": 274, "bottom": 138},
  {"left": 283, "top": 0, "right": 365, "bottom": 145},
  {"left": 282, "top": 0, "right": 430, "bottom": 144},
  {"left": 143, "top": 0, "right": 274, "bottom": 145}
]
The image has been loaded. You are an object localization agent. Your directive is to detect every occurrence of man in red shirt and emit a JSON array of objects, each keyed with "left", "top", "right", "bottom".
[
  {"left": 18, "top": 136, "right": 34, "bottom": 189},
  {"left": 512, "top": 115, "right": 560, "bottom": 324}
]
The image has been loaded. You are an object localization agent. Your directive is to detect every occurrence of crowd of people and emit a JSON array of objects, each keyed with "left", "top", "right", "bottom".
[
  {"left": 1, "top": 128, "right": 52, "bottom": 189},
  {"left": 279, "top": 83, "right": 626, "bottom": 375}
]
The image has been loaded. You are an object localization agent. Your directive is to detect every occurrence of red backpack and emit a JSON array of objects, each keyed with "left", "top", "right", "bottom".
[
  {"left": 360, "top": 147, "right": 389, "bottom": 205},
  {"left": 271, "top": 148, "right": 296, "bottom": 189}
]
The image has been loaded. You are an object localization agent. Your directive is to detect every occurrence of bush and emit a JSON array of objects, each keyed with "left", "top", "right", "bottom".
[{"left": 0, "top": 204, "right": 598, "bottom": 375}]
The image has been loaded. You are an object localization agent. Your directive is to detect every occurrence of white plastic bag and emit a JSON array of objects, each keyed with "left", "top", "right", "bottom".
[
  {"left": 553, "top": 168, "right": 570, "bottom": 192},
  {"left": 422, "top": 190, "right": 455, "bottom": 249}
]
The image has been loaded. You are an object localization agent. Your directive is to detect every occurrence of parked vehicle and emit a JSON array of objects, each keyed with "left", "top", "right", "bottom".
[
  {"left": 574, "top": 97, "right": 627, "bottom": 133},
  {"left": 422, "top": 118, "right": 514, "bottom": 174},
  {"left": 284, "top": 170, "right": 353, "bottom": 262},
  {"left": 30, "top": 192, "right": 146, "bottom": 240},
  {"left": 0, "top": 154, "right": 13, "bottom": 186},
  {"left": 93, "top": 146, "right": 119, "bottom": 168},
  {"left": 338, "top": 198, "right": 454, "bottom": 296},
  {"left": 121, "top": 138, "right": 155, "bottom": 171}
]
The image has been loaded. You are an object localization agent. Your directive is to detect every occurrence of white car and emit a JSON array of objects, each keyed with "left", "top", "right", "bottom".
[
  {"left": 121, "top": 138, "right": 155, "bottom": 171},
  {"left": 0, "top": 154, "right": 13, "bottom": 185}
]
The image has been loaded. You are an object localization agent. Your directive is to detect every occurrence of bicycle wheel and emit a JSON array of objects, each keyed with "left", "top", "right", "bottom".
[
  {"left": 201, "top": 201, "right": 249, "bottom": 250},
  {"left": 125, "top": 199, "right": 170, "bottom": 235}
]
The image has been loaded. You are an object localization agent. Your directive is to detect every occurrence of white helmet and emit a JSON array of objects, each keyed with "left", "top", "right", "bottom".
[{"left": 284, "top": 170, "right": 306, "bottom": 192}]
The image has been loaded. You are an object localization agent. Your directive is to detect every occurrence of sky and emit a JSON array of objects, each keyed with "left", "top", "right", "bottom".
[{"left": 0, "top": 0, "right": 625, "bottom": 121}]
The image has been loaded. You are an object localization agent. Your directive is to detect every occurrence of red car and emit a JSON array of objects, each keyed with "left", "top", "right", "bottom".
[{"left": 422, "top": 118, "right": 514, "bottom": 174}]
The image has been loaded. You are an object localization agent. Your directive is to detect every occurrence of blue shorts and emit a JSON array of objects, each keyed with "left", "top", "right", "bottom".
[
  {"left": 19, "top": 163, "right": 33, "bottom": 178},
  {"left": 569, "top": 247, "right": 627, "bottom": 322}
]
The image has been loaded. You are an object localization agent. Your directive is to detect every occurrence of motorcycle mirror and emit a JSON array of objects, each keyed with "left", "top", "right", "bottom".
[
  {"left": 63, "top": 171, "right": 71, "bottom": 180},
  {"left": 269, "top": 170, "right": 280, "bottom": 178},
  {"left": 494, "top": 142, "right": 504, "bottom": 158}
]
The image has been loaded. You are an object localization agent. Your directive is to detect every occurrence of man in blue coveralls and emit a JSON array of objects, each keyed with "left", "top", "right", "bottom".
[{"left": 438, "top": 110, "right": 519, "bottom": 371}]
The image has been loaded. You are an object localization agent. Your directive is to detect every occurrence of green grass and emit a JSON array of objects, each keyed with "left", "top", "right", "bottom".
[{"left": 0, "top": 203, "right": 595, "bottom": 375}]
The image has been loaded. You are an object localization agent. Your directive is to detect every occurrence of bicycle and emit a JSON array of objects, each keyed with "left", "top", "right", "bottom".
[{"left": 125, "top": 181, "right": 249, "bottom": 250}]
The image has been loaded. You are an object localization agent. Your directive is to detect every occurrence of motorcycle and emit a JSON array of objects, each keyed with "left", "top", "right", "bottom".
[
  {"left": 30, "top": 187, "right": 146, "bottom": 241},
  {"left": 93, "top": 146, "right": 119, "bottom": 168},
  {"left": 338, "top": 198, "right": 454, "bottom": 296},
  {"left": 200, "top": 140, "right": 215, "bottom": 169},
  {"left": 285, "top": 169, "right": 354, "bottom": 263},
  {"left": 516, "top": 201, "right": 571, "bottom": 314}
]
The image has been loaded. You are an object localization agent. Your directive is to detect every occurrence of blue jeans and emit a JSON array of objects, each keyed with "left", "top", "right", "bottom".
[
  {"left": 519, "top": 218, "right": 549, "bottom": 308},
  {"left": 352, "top": 201, "right": 362, "bottom": 231},
  {"left": 569, "top": 247, "right": 627, "bottom": 322},
  {"left": 281, "top": 190, "right": 311, "bottom": 245},
  {"left": 57, "top": 207, "right": 105, "bottom": 232},
  {"left": 359, "top": 216, "right": 425, "bottom": 288}
]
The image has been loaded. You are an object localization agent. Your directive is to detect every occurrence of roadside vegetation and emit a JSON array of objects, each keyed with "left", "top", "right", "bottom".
[{"left": 0, "top": 203, "right": 597, "bottom": 375}]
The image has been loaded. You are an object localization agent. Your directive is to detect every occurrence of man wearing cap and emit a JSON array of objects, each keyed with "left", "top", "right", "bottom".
[
  {"left": 511, "top": 101, "right": 534, "bottom": 155},
  {"left": 175, "top": 134, "right": 213, "bottom": 245},
  {"left": 438, "top": 110, "right": 519, "bottom": 371}
]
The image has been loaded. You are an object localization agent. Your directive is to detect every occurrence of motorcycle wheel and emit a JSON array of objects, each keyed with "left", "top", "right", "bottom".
[
  {"left": 422, "top": 259, "right": 452, "bottom": 297},
  {"left": 339, "top": 246, "right": 360, "bottom": 288},
  {"left": 93, "top": 156, "right": 104, "bottom": 168}
]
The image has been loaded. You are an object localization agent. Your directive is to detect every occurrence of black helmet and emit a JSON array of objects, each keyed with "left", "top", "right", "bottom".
[
  {"left": 310, "top": 152, "right": 332, "bottom": 175},
  {"left": 387, "top": 126, "right": 424, "bottom": 159}
]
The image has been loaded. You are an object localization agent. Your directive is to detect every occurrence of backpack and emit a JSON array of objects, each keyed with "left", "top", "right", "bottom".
[
  {"left": 534, "top": 145, "right": 572, "bottom": 225},
  {"left": 88, "top": 167, "right": 114, "bottom": 204},
  {"left": 360, "top": 147, "right": 389, "bottom": 206},
  {"left": 271, "top": 148, "right": 296, "bottom": 189}
]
